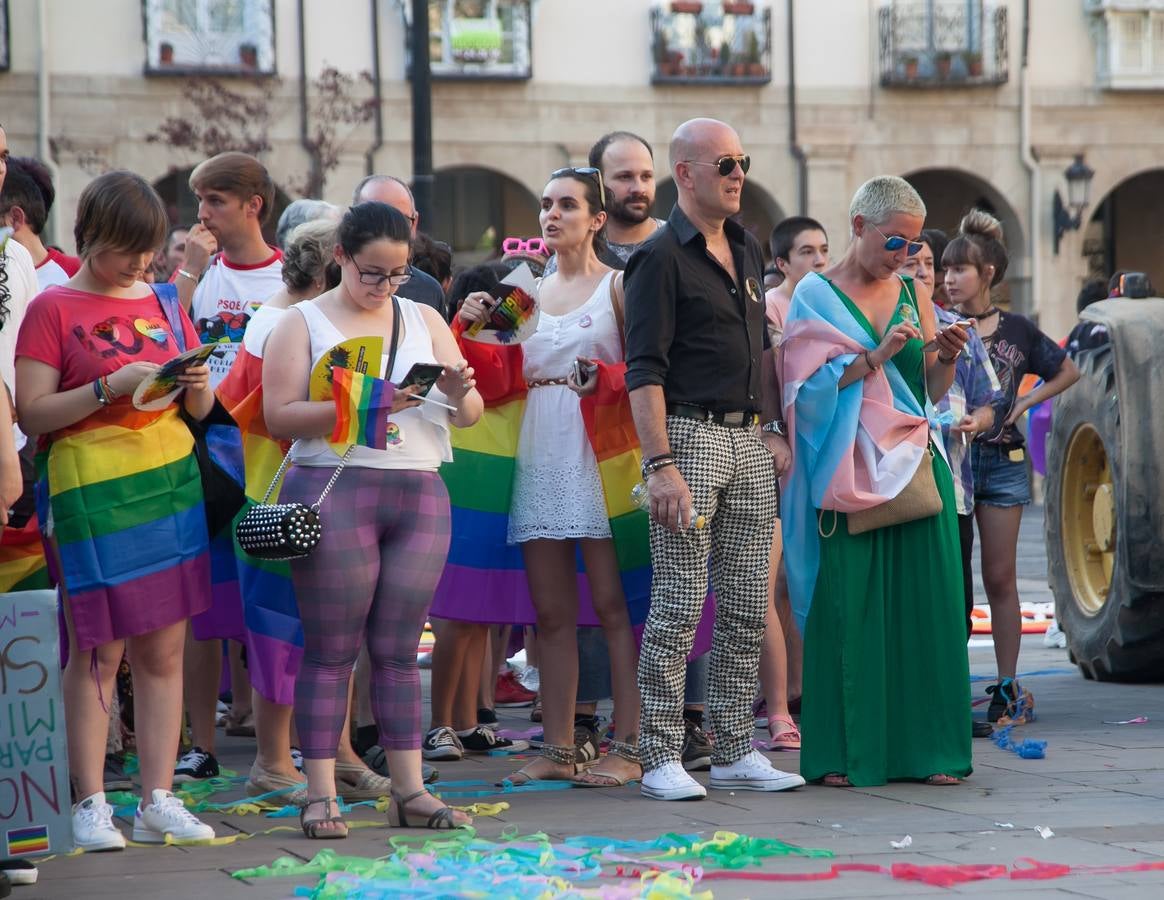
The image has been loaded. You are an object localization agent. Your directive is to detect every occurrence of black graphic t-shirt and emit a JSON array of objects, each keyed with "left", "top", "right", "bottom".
[{"left": 979, "top": 310, "right": 1067, "bottom": 447}]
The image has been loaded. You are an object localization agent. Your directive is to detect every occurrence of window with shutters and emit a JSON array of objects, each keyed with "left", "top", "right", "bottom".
[{"left": 1088, "top": 1, "right": 1164, "bottom": 88}]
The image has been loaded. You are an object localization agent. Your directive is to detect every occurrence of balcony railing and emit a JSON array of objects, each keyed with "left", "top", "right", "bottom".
[
  {"left": 426, "top": 0, "right": 532, "bottom": 81},
  {"left": 879, "top": 0, "right": 1008, "bottom": 88},
  {"left": 652, "top": 2, "right": 772, "bottom": 86}
]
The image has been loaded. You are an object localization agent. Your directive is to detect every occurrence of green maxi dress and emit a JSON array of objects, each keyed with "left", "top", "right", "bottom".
[{"left": 799, "top": 282, "right": 973, "bottom": 785}]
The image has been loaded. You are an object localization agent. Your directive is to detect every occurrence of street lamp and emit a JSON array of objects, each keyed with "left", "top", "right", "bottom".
[{"left": 1052, "top": 154, "right": 1095, "bottom": 255}]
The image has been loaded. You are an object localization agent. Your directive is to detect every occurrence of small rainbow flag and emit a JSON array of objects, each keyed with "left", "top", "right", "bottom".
[
  {"left": 6, "top": 824, "right": 49, "bottom": 855},
  {"left": 330, "top": 367, "right": 392, "bottom": 450}
]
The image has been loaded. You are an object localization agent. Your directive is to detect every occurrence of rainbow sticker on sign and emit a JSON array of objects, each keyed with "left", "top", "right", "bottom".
[{"left": 6, "top": 825, "right": 49, "bottom": 855}]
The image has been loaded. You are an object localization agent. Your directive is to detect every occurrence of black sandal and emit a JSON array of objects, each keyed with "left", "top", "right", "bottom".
[
  {"left": 299, "top": 796, "right": 348, "bottom": 839},
  {"left": 387, "top": 789, "right": 469, "bottom": 829}
]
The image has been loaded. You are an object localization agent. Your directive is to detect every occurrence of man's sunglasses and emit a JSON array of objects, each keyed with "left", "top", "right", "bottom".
[
  {"left": 871, "top": 222, "right": 925, "bottom": 256},
  {"left": 550, "top": 166, "right": 607, "bottom": 208},
  {"left": 685, "top": 154, "right": 751, "bottom": 177},
  {"left": 352, "top": 260, "right": 411, "bottom": 287}
]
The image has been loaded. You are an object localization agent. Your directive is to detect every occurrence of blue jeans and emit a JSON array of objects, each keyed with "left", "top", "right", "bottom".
[{"left": 971, "top": 443, "right": 1032, "bottom": 508}]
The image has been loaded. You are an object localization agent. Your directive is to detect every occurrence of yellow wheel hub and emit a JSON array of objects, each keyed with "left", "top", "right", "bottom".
[{"left": 1061, "top": 424, "right": 1115, "bottom": 616}]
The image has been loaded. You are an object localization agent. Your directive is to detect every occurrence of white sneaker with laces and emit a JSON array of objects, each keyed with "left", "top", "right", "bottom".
[
  {"left": 709, "top": 749, "right": 806, "bottom": 792},
  {"left": 72, "top": 791, "right": 126, "bottom": 851},
  {"left": 133, "top": 789, "right": 216, "bottom": 843},
  {"left": 640, "top": 761, "right": 707, "bottom": 801}
]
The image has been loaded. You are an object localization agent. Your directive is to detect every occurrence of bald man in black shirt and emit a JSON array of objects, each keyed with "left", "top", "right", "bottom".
[{"left": 625, "top": 118, "right": 804, "bottom": 800}]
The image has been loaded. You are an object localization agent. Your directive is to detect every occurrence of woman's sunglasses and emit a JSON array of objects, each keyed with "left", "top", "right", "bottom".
[
  {"left": 550, "top": 166, "right": 607, "bottom": 208},
  {"left": 502, "top": 237, "right": 549, "bottom": 257},
  {"left": 685, "top": 154, "right": 751, "bottom": 177},
  {"left": 871, "top": 222, "right": 925, "bottom": 256}
]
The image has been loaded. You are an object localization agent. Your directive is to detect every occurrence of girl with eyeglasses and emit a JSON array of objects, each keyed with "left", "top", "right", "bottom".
[
  {"left": 262, "top": 201, "right": 483, "bottom": 836},
  {"left": 447, "top": 167, "right": 644, "bottom": 788}
]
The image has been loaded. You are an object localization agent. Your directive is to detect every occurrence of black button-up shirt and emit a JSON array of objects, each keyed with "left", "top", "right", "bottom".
[{"left": 624, "top": 204, "right": 768, "bottom": 413}]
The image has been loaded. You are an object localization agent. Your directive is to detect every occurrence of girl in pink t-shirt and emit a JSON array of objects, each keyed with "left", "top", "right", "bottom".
[{"left": 15, "top": 171, "right": 218, "bottom": 851}]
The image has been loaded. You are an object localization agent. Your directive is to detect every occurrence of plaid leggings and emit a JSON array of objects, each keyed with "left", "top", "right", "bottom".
[
  {"left": 283, "top": 466, "right": 451, "bottom": 758},
  {"left": 637, "top": 417, "right": 777, "bottom": 770}
]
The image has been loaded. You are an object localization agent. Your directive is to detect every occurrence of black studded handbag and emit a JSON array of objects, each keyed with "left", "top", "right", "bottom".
[{"left": 234, "top": 443, "right": 355, "bottom": 561}]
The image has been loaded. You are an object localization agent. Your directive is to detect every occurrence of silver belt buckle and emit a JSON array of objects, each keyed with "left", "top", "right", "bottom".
[{"left": 723, "top": 411, "right": 744, "bottom": 428}]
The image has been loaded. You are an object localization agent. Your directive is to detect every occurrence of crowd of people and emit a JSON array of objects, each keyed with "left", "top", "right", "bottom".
[{"left": 0, "top": 115, "right": 1082, "bottom": 850}]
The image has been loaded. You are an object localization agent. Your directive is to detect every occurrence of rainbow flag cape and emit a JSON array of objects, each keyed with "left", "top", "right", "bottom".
[
  {"left": 217, "top": 306, "right": 302, "bottom": 706},
  {"left": 0, "top": 516, "right": 50, "bottom": 593},
  {"left": 431, "top": 321, "right": 650, "bottom": 626},
  {"left": 36, "top": 404, "right": 210, "bottom": 652},
  {"left": 330, "top": 367, "right": 392, "bottom": 450}
]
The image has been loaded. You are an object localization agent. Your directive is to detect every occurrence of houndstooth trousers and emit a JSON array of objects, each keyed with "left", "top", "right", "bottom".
[{"left": 637, "top": 416, "right": 777, "bottom": 770}]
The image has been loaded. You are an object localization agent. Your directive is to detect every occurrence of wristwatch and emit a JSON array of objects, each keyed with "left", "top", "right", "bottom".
[{"left": 761, "top": 419, "right": 787, "bottom": 436}]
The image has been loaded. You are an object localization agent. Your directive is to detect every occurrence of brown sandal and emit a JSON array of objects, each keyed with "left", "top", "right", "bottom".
[
  {"left": 925, "top": 774, "right": 963, "bottom": 786},
  {"left": 822, "top": 773, "right": 852, "bottom": 787},
  {"left": 573, "top": 740, "right": 642, "bottom": 788},
  {"left": 299, "top": 796, "right": 348, "bottom": 839},
  {"left": 503, "top": 743, "right": 584, "bottom": 786},
  {"left": 387, "top": 789, "right": 469, "bottom": 829}
]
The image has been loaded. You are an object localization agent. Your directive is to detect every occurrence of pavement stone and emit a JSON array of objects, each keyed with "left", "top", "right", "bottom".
[{"left": 24, "top": 506, "right": 1164, "bottom": 899}]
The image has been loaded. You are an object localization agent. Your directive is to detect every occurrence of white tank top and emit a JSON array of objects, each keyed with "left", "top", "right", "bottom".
[{"left": 289, "top": 297, "right": 453, "bottom": 471}]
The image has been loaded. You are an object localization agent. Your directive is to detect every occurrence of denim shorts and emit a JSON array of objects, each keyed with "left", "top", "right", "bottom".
[{"left": 971, "top": 443, "right": 1031, "bottom": 508}]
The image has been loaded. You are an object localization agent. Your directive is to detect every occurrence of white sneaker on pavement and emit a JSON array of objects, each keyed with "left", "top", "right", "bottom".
[
  {"left": 709, "top": 749, "right": 806, "bottom": 792},
  {"left": 132, "top": 789, "right": 216, "bottom": 843},
  {"left": 72, "top": 791, "right": 126, "bottom": 851},
  {"left": 640, "top": 761, "right": 707, "bottom": 801}
]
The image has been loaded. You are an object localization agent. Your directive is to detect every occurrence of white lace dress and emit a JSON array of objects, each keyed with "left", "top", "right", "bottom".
[{"left": 508, "top": 272, "right": 622, "bottom": 544}]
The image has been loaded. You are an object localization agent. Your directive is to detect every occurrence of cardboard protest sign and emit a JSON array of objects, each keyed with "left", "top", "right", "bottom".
[{"left": 0, "top": 590, "right": 72, "bottom": 856}]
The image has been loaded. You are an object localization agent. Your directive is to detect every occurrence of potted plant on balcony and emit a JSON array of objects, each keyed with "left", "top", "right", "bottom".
[
  {"left": 671, "top": 1, "right": 703, "bottom": 14},
  {"left": 655, "top": 32, "right": 676, "bottom": 76},
  {"left": 719, "top": 40, "right": 732, "bottom": 76},
  {"left": 935, "top": 50, "right": 953, "bottom": 79},
  {"left": 238, "top": 42, "right": 258, "bottom": 70},
  {"left": 964, "top": 50, "right": 984, "bottom": 77},
  {"left": 900, "top": 53, "right": 919, "bottom": 79},
  {"left": 724, "top": 2, "right": 755, "bottom": 14},
  {"left": 744, "top": 29, "right": 764, "bottom": 77},
  {"left": 451, "top": 18, "right": 504, "bottom": 64}
]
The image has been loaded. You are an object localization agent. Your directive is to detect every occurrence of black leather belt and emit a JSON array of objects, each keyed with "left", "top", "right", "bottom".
[{"left": 667, "top": 402, "right": 758, "bottom": 429}]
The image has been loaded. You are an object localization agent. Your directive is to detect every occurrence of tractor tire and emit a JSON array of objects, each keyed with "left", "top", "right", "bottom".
[{"left": 1045, "top": 342, "right": 1164, "bottom": 682}]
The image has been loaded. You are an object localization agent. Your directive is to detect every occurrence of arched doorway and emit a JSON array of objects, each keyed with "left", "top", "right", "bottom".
[
  {"left": 904, "top": 168, "right": 1026, "bottom": 310},
  {"left": 431, "top": 166, "right": 541, "bottom": 265},
  {"left": 1082, "top": 168, "right": 1164, "bottom": 293},
  {"left": 655, "top": 178, "right": 785, "bottom": 253},
  {"left": 153, "top": 168, "right": 293, "bottom": 246}
]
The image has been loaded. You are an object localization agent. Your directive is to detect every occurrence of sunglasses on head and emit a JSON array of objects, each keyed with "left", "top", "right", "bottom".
[
  {"left": 550, "top": 166, "right": 607, "bottom": 209},
  {"left": 502, "top": 237, "right": 549, "bottom": 257},
  {"left": 871, "top": 222, "right": 925, "bottom": 256},
  {"left": 685, "top": 154, "right": 751, "bottom": 177}
]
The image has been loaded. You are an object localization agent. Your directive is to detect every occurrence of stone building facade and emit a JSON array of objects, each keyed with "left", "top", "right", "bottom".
[{"left": 2, "top": 0, "right": 1163, "bottom": 337}]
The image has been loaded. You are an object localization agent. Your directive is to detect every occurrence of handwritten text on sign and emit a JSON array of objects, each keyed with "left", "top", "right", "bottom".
[{"left": 0, "top": 590, "right": 72, "bottom": 856}]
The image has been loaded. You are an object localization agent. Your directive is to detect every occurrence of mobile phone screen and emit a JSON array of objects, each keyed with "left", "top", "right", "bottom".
[{"left": 398, "top": 363, "right": 445, "bottom": 396}]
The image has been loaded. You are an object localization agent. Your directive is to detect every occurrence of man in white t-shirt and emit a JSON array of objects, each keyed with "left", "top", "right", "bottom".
[
  {"left": 176, "top": 152, "right": 283, "bottom": 387},
  {"left": 0, "top": 158, "right": 82, "bottom": 292}
]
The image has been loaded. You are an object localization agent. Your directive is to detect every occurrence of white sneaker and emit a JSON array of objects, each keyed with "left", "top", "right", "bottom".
[
  {"left": 72, "top": 791, "right": 126, "bottom": 851},
  {"left": 640, "top": 761, "right": 707, "bottom": 801},
  {"left": 710, "top": 749, "right": 806, "bottom": 792},
  {"left": 132, "top": 789, "right": 216, "bottom": 843}
]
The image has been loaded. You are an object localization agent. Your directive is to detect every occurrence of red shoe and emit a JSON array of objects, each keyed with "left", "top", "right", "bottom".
[{"left": 495, "top": 671, "right": 536, "bottom": 707}]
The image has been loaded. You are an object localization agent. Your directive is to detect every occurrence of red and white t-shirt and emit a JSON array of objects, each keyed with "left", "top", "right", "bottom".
[
  {"left": 34, "top": 248, "right": 81, "bottom": 292},
  {"left": 189, "top": 249, "right": 283, "bottom": 386}
]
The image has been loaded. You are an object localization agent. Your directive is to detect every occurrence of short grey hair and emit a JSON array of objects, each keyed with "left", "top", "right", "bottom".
[
  {"left": 848, "top": 176, "right": 926, "bottom": 227},
  {"left": 352, "top": 174, "right": 413, "bottom": 208},
  {"left": 276, "top": 198, "right": 340, "bottom": 250}
]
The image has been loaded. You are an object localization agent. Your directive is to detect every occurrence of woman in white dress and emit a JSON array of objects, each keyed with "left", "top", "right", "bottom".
[{"left": 458, "top": 168, "right": 641, "bottom": 786}]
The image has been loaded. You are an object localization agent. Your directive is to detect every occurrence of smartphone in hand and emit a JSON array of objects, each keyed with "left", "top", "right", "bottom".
[
  {"left": 571, "top": 359, "right": 597, "bottom": 386},
  {"left": 398, "top": 362, "right": 445, "bottom": 397},
  {"left": 922, "top": 319, "right": 974, "bottom": 352}
]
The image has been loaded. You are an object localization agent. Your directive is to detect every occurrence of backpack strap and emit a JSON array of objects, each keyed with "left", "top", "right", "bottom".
[{"left": 151, "top": 282, "right": 188, "bottom": 353}]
